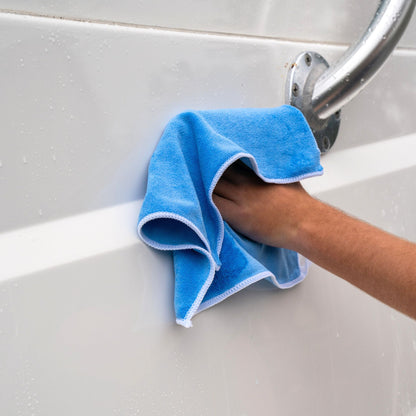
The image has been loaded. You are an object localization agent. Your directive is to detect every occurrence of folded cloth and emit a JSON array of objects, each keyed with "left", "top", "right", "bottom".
[{"left": 138, "top": 105, "right": 323, "bottom": 327}]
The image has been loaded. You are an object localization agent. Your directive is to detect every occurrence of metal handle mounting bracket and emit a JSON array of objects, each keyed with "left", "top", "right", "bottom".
[{"left": 286, "top": 0, "right": 416, "bottom": 153}]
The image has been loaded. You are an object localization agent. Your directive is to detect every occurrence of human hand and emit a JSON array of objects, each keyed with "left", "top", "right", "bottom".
[
  {"left": 213, "top": 161, "right": 317, "bottom": 249},
  {"left": 214, "top": 162, "right": 416, "bottom": 320}
]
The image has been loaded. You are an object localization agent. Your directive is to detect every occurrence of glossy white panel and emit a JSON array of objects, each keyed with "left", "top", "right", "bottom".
[
  {"left": 335, "top": 48, "right": 416, "bottom": 151},
  {"left": 1, "top": 0, "right": 415, "bottom": 48},
  {"left": 2, "top": 134, "right": 416, "bottom": 285},
  {"left": 305, "top": 133, "right": 416, "bottom": 194},
  {"left": 1, "top": 5, "right": 416, "bottom": 416},
  {"left": 1, "top": 173, "right": 416, "bottom": 415},
  {"left": 1, "top": 12, "right": 416, "bottom": 235},
  {"left": 0, "top": 201, "right": 140, "bottom": 282},
  {"left": 0, "top": 12, "right": 290, "bottom": 232}
]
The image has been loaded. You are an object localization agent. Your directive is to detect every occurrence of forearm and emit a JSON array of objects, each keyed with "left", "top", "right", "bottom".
[
  {"left": 213, "top": 163, "right": 416, "bottom": 319},
  {"left": 291, "top": 197, "right": 416, "bottom": 320}
]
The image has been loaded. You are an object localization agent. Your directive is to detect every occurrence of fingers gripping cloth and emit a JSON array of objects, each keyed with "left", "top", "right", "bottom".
[{"left": 137, "top": 105, "right": 323, "bottom": 327}]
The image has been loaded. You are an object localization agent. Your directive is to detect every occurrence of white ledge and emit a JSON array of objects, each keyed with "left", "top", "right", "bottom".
[
  {"left": 304, "top": 133, "right": 416, "bottom": 195},
  {"left": 1, "top": 133, "right": 415, "bottom": 282},
  {"left": 0, "top": 201, "right": 142, "bottom": 283}
]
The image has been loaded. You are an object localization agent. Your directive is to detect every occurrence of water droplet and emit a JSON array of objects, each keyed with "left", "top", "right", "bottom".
[
  {"left": 66, "top": 55, "right": 71, "bottom": 60},
  {"left": 38, "top": 209, "right": 43, "bottom": 216},
  {"left": 44, "top": 47, "right": 49, "bottom": 53},
  {"left": 0, "top": 161, "right": 2, "bottom": 168},
  {"left": 51, "top": 154, "right": 56, "bottom": 161},
  {"left": 22, "top": 156, "right": 27, "bottom": 164},
  {"left": 360, "top": 78, "right": 365, "bottom": 83}
]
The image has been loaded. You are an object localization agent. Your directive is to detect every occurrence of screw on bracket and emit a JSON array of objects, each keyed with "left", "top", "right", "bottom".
[{"left": 285, "top": 51, "right": 341, "bottom": 154}]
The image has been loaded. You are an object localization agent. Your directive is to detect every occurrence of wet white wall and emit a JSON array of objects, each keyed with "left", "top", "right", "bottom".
[{"left": 0, "top": 2, "right": 416, "bottom": 415}]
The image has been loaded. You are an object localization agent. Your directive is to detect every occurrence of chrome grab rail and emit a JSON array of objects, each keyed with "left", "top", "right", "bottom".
[{"left": 286, "top": 0, "right": 416, "bottom": 152}]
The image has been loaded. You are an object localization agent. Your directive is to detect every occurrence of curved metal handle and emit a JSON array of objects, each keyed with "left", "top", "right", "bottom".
[
  {"left": 313, "top": 0, "right": 416, "bottom": 120},
  {"left": 286, "top": 0, "right": 416, "bottom": 152}
]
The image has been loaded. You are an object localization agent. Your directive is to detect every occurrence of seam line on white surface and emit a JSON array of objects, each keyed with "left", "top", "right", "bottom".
[
  {"left": 1, "top": 9, "right": 415, "bottom": 53},
  {"left": 0, "top": 9, "right": 348, "bottom": 46}
]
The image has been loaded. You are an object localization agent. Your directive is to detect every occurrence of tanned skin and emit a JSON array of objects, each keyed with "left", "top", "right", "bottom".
[{"left": 213, "top": 162, "right": 416, "bottom": 320}]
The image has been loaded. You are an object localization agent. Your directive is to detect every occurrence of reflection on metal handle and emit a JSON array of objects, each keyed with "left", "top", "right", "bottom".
[
  {"left": 286, "top": 0, "right": 416, "bottom": 152},
  {"left": 313, "top": 0, "right": 416, "bottom": 120}
]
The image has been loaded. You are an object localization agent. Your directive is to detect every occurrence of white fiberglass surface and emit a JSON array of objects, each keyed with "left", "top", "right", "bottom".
[
  {"left": 1, "top": 8, "right": 416, "bottom": 416},
  {"left": 0, "top": 0, "right": 415, "bottom": 48},
  {"left": 1, "top": 138, "right": 416, "bottom": 415}
]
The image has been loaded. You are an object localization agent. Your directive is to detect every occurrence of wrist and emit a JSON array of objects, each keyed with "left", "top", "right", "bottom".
[{"left": 283, "top": 195, "right": 326, "bottom": 253}]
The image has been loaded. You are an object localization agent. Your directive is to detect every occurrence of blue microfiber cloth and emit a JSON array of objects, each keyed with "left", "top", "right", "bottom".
[{"left": 138, "top": 105, "right": 323, "bottom": 327}]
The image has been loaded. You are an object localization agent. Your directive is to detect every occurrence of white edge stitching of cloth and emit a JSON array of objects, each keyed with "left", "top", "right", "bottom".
[{"left": 138, "top": 153, "right": 322, "bottom": 328}]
